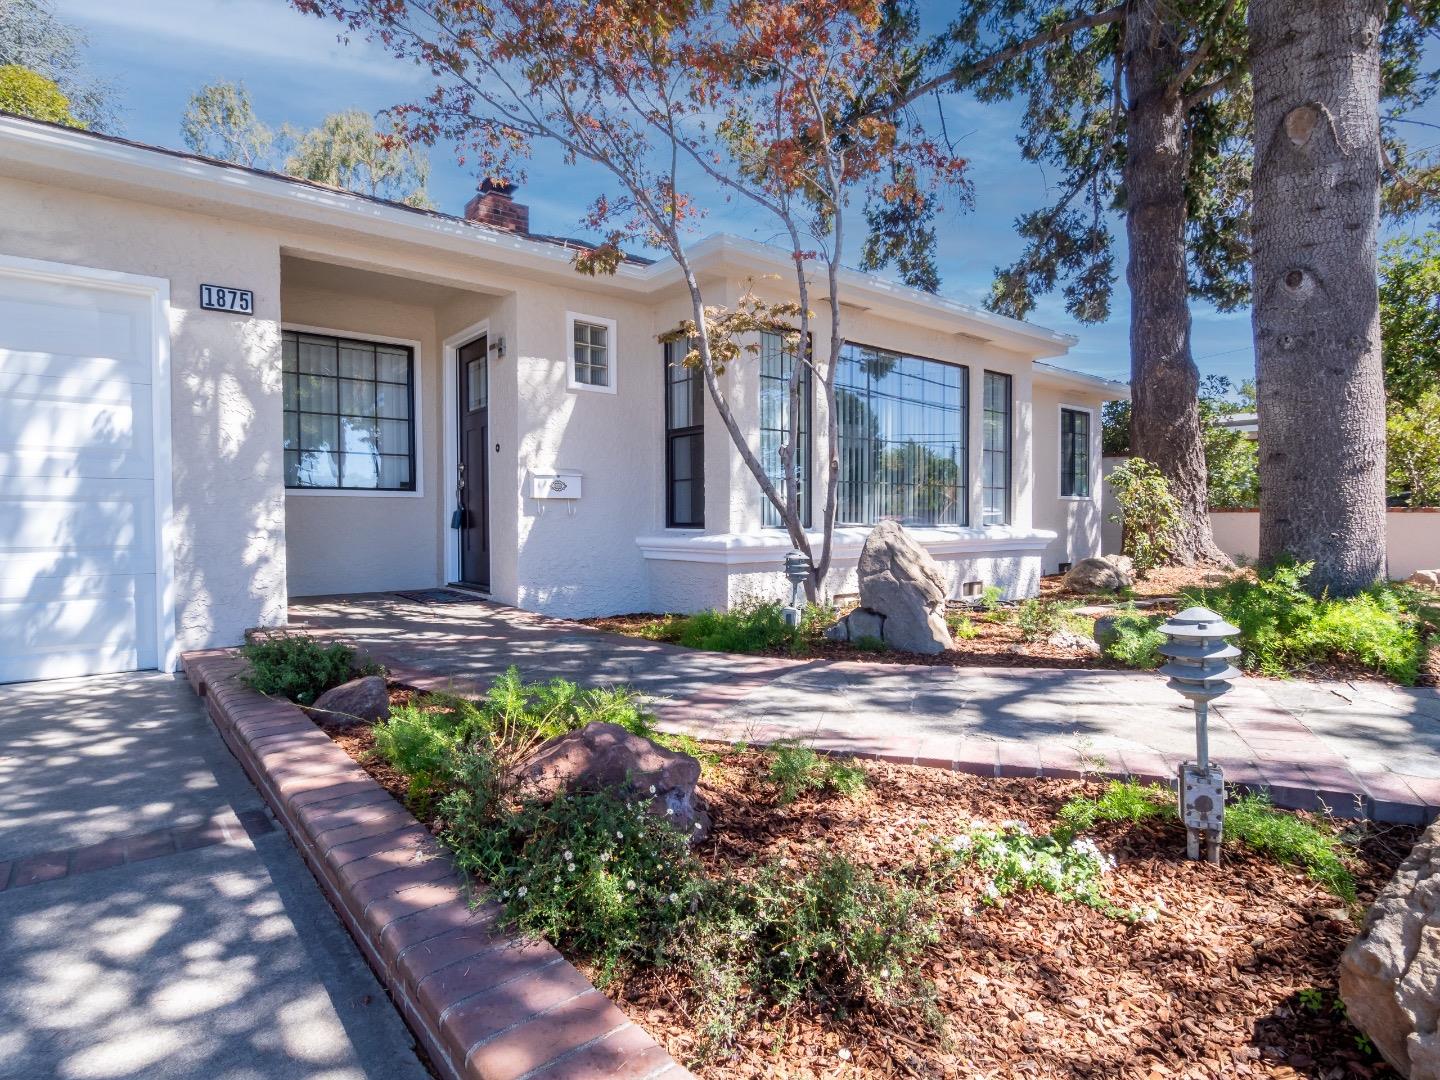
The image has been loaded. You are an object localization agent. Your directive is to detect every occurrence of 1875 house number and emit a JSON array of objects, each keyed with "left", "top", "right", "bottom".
[{"left": 199, "top": 284, "right": 254, "bottom": 315}]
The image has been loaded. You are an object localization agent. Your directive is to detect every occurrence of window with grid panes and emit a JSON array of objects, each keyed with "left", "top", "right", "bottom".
[{"left": 282, "top": 330, "right": 415, "bottom": 490}]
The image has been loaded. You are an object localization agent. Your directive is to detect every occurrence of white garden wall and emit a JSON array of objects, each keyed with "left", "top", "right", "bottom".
[{"left": 1209, "top": 509, "right": 1440, "bottom": 581}]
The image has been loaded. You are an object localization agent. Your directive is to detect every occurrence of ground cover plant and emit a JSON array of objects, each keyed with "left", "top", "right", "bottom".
[
  {"left": 240, "top": 631, "right": 375, "bottom": 705},
  {"left": 1181, "top": 561, "right": 1428, "bottom": 684},
  {"left": 763, "top": 740, "right": 868, "bottom": 804},
  {"left": 324, "top": 680, "right": 1409, "bottom": 1077}
]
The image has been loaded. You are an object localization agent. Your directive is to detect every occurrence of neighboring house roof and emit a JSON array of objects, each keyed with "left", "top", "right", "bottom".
[
  {"left": 1033, "top": 361, "right": 1131, "bottom": 400},
  {"left": 0, "top": 111, "right": 1120, "bottom": 378}
]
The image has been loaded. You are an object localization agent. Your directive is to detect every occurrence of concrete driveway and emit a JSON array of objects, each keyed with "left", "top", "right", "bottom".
[{"left": 0, "top": 672, "right": 430, "bottom": 1080}]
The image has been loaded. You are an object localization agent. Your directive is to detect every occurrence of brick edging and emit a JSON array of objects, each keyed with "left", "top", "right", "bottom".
[{"left": 182, "top": 651, "right": 692, "bottom": 1080}]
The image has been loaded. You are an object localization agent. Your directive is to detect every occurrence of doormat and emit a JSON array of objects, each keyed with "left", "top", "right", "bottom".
[{"left": 392, "top": 588, "right": 482, "bottom": 605}]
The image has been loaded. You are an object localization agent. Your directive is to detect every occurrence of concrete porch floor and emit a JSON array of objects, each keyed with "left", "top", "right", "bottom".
[{"left": 291, "top": 593, "right": 1440, "bottom": 823}]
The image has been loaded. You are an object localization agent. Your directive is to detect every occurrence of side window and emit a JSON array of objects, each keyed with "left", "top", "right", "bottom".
[
  {"left": 1060, "top": 407, "right": 1091, "bottom": 497},
  {"left": 664, "top": 339, "right": 704, "bottom": 527},
  {"left": 567, "top": 312, "right": 617, "bottom": 392}
]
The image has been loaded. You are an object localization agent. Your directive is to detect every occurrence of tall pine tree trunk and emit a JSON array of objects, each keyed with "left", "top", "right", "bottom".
[
  {"left": 1249, "top": 0, "right": 1387, "bottom": 596},
  {"left": 1123, "top": 4, "right": 1229, "bottom": 566}
]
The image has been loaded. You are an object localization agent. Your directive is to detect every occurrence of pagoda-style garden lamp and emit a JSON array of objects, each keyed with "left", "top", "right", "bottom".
[
  {"left": 781, "top": 550, "right": 811, "bottom": 627},
  {"left": 1157, "top": 606, "right": 1242, "bottom": 864}
]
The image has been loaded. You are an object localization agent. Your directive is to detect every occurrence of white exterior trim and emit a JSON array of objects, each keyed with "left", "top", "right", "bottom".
[
  {"left": 636, "top": 525, "right": 1057, "bottom": 565},
  {"left": 280, "top": 322, "right": 425, "bottom": 499},
  {"left": 565, "top": 311, "right": 619, "bottom": 394},
  {"left": 442, "top": 319, "right": 491, "bottom": 586},
  {"left": 0, "top": 252, "right": 177, "bottom": 674},
  {"left": 1056, "top": 402, "right": 1100, "bottom": 503}
]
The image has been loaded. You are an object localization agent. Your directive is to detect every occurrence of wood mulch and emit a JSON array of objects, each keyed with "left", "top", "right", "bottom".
[{"left": 317, "top": 695, "right": 1410, "bottom": 1079}]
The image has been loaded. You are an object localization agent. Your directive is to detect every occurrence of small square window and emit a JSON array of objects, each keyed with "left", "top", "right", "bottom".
[{"left": 567, "top": 313, "right": 617, "bottom": 393}]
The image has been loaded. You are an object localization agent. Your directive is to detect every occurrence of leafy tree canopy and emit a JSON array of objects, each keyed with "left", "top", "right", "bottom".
[
  {"left": 0, "top": 0, "right": 114, "bottom": 129},
  {"left": 0, "top": 64, "right": 81, "bottom": 127},
  {"left": 1387, "top": 389, "right": 1440, "bottom": 506},
  {"left": 181, "top": 81, "right": 273, "bottom": 167},
  {"left": 1379, "top": 231, "right": 1440, "bottom": 407}
]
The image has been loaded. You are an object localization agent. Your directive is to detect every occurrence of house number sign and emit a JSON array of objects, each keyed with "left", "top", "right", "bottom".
[{"left": 199, "top": 284, "right": 254, "bottom": 315}]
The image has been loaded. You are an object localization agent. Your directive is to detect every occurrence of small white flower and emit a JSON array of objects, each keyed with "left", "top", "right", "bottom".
[
  {"left": 837, "top": 1048, "right": 852, "bottom": 1061},
  {"left": 517, "top": 886, "right": 528, "bottom": 898},
  {"left": 880, "top": 968, "right": 891, "bottom": 980},
  {"left": 694, "top": 822, "right": 702, "bottom": 830},
  {"left": 600, "top": 852, "right": 611, "bottom": 863},
  {"left": 626, "top": 879, "right": 636, "bottom": 890},
  {"left": 666, "top": 808, "right": 674, "bottom": 816},
  {"left": 567, "top": 862, "right": 576, "bottom": 873},
  {"left": 1141, "top": 907, "right": 1159, "bottom": 924},
  {"left": 563, "top": 850, "right": 573, "bottom": 861},
  {"left": 616, "top": 831, "right": 624, "bottom": 840},
  {"left": 668, "top": 892, "right": 679, "bottom": 903},
  {"left": 983, "top": 882, "right": 1000, "bottom": 901},
  {"left": 948, "top": 834, "right": 972, "bottom": 852},
  {"left": 649, "top": 784, "right": 657, "bottom": 794}
]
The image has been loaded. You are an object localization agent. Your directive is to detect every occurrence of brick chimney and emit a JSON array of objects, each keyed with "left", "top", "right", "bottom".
[{"left": 463, "top": 178, "right": 529, "bottom": 235}]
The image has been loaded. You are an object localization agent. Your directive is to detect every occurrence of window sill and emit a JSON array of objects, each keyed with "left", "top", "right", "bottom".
[
  {"left": 285, "top": 487, "right": 425, "bottom": 499},
  {"left": 637, "top": 525, "right": 1057, "bottom": 564},
  {"left": 566, "top": 380, "right": 617, "bottom": 395}
]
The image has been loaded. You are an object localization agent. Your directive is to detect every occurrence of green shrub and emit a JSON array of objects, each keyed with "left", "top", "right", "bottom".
[
  {"left": 478, "top": 666, "right": 654, "bottom": 742},
  {"left": 851, "top": 634, "right": 887, "bottom": 652},
  {"left": 1225, "top": 794, "right": 1357, "bottom": 902},
  {"left": 948, "top": 613, "right": 977, "bottom": 640},
  {"left": 704, "top": 856, "right": 939, "bottom": 1010},
  {"left": 941, "top": 821, "right": 1148, "bottom": 920},
  {"left": 798, "top": 603, "right": 838, "bottom": 636},
  {"left": 1106, "top": 457, "right": 1181, "bottom": 573},
  {"left": 677, "top": 601, "right": 798, "bottom": 654},
  {"left": 1014, "top": 598, "right": 1068, "bottom": 642},
  {"left": 1101, "top": 610, "right": 1167, "bottom": 669},
  {"left": 1058, "top": 780, "right": 1172, "bottom": 838},
  {"left": 979, "top": 585, "right": 1004, "bottom": 612},
  {"left": 444, "top": 788, "right": 705, "bottom": 976},
  {"left": 240, "top": 632, "right": 363, "bottom": 705},
  {"left": 1182, "top": 562, "right": 1424, "bottom": 683},
  {"left": 764, "top": 740, "right": 868, "bottom": 804},
  {"left": 373, "top": 693, "right": 491, "bottom": 812}
]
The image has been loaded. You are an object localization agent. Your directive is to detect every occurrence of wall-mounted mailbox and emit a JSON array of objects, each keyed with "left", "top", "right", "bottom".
[{"left": 530, "top": 471, "right": 582, "bottom": 500}]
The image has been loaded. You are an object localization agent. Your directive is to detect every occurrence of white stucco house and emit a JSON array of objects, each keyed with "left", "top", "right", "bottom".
[{"left": 0, "top": 113, "right": 1127, "bottom": 683}]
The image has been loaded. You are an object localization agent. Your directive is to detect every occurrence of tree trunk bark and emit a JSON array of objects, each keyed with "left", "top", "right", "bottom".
[
  {"left": 1249, "top": 0, "right": 1387, "bottom": 596},
  {"left": 1123, "top": 3, "right": 1229, "bottom": 567}
]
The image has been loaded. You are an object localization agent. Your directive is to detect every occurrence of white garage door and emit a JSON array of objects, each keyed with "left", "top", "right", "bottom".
[{"left": 0, "top": 257, "right": 172, "bottom": 683}]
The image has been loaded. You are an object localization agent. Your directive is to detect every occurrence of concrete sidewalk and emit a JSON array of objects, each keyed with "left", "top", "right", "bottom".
[
  {"left": 0, "top": 672, "right": 430, "bottom": 1080},
  {"left": 293, "top": 593, "right": 1440, "bottom": 823}
]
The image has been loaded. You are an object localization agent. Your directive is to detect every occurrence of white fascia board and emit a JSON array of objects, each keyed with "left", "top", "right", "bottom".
[
  {"left": 636, "top": 525, "right": 1057, "bottom": 565},
  {"left": 1032, "top": 361, "right": 1131, "bottom": 400}
]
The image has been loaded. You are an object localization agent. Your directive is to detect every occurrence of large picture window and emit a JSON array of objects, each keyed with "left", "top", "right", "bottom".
[
  {"left": 1060, "top": 407, "right": 1091, "bottom": 498},
  {"left": 282, "top": 330, "right": 415, "bottom": 491},
  {"left": 759, "top": 331, "right": 810, "bottom": 528},
  {"left": 982, "top": 371, "right": 1012, "bottom": 524},
  {"left": 836, "top": 343, "right": 967, "bottom": 526},
  {"left": 664, "top": 339, "right": 704, "bottom": 528}
]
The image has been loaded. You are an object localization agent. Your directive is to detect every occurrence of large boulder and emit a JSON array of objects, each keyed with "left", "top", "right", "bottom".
[
  {"left": 1340, "top": 819, "right": 1440, "bottom": 1077},
  {"left": 1407, "top": 569, "right": 1440, "bottom": 590},
  {"left": 308, "top": 675, "right": 389, "bottom": 728},
  {"left": 1062, "top": 555, "right": 1135, "bottom": 593},
  {"left": 846, "top": 520, "right": 954, "bottom": 655},
  {"left": 510, "top": 722, "right": 711, "bottom": 841}
]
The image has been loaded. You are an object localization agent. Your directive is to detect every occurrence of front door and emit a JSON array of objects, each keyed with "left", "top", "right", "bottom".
[{"left": 456, "top": 336, "right": 490, "bottom": 590}]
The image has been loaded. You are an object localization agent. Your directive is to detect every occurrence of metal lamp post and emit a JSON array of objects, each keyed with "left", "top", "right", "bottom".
[
  {"left": 781, "top": 550, "right": 811, "bottom": 627},
  {"left": 1157, "top": 606, "right": 1242, "bottom": 864}
]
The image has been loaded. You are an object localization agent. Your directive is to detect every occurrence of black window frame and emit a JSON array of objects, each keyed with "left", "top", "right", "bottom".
[
  {"left": 982, "top": 370, "right": 1012, "bottom": 525},
  {"left": 759, "top": 331, "right": 811, "bottom": 528},
  {"left": 1060, "top": 407, "right": 1092, "bottom": 498},
  {"left": 835, "top": 341, "right": 969, "bottom": 528},
  {"left": 282, "top": 329, "right": 417, "bottom": 492},
  {"left": 663, "top": 338, "right": 705, "bottom": 528}
]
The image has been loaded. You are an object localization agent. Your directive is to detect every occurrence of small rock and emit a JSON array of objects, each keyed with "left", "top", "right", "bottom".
[
  {"left": 824, "top": 607, "right": 886, "bottom": 643},
  {"left": 855, "top": 520, "right": 954, "bottom": 654},
  {"left": 1062, "top": 555, "right": 1135, "bottom": 593},
  {"left": 1048, "top": 629, "right": 1101, "bottom": 655},
  {"left": 510, "top": 721, "right": 712, "bottom": 840},
  {"left": 1093, "top": 615, "right": 1121, "bottom": 650},
  {"left": 1406, "top": 569, "right": 1440, "bottom": 589},
  {"left": 308, "top": 675, "right": 389, "bottom": 728}
]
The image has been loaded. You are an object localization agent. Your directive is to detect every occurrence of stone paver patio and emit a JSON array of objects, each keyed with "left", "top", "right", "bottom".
[{"left": 292, "top": 594, "right": 1440, "bottom": 824}]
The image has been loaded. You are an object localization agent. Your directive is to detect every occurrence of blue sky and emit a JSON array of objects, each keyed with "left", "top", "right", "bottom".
[{"left": 47, "top": 0, "right": 1367, "bottom": 386}]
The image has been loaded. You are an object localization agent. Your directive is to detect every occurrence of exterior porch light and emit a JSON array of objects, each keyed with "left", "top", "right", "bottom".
[
  {"left": 1157, "top": 606, "right": 1242, "bottom": 865},
  {"left": 782, "top": 550, "right": 811, "bottom": 627}
]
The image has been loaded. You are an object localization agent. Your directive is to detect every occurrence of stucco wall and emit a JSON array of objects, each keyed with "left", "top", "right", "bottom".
[
  {"left": 1209, "top": 509, "right": 1440, "bottom": 580},
  {"left": 280, "top": 280, "right": 444, "bottom": 597},
  {"left": 1031, "top": 385, "right": 1108, "bottom": 572},
  {"left": 0, "top": 176, "right": 287, "bottom": 652}
]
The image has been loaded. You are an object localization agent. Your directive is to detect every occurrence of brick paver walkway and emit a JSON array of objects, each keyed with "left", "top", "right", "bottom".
[{"left": 291, "top": 594, "right": 1440, "bottom": 823}]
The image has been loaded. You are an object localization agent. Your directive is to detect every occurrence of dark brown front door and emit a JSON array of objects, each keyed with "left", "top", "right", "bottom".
[{"left": 457, "top": 336, "right": 489, "bottom": 590}]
